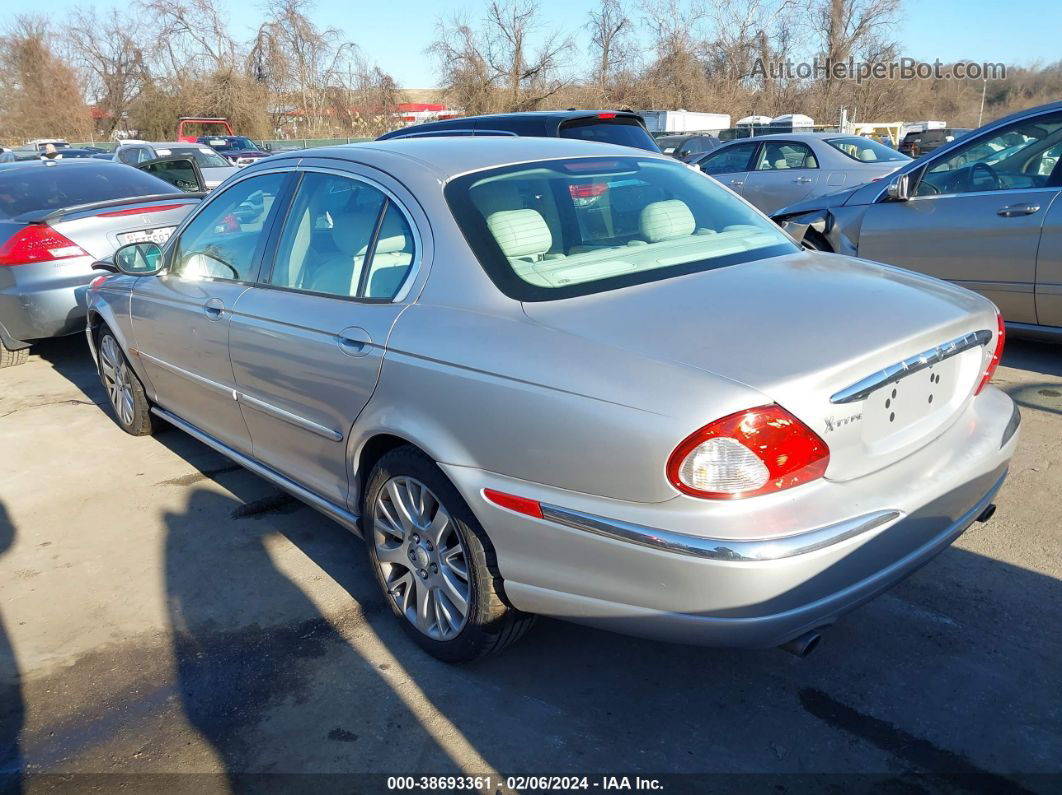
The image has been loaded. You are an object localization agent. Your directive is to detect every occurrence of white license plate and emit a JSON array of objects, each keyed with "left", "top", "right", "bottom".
[{"left": 118, "top": 226, "right": 176, "bottom": 245}]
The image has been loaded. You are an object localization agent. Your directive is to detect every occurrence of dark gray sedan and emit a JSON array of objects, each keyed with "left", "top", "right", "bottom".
[
  {"left": 773, "top": 101, "right": 1062, "bottom": 339},
  {"left": 693, "top": 132, "right": 910, "bottom": 214}
]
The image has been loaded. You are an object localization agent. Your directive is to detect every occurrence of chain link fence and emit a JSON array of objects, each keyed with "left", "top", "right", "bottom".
[{"left": 67, "top": 137, "right": 372, "bottom": 152}]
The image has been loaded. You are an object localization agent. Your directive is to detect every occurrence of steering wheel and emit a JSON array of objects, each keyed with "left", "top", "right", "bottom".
[{"left": 969, "top": 161, "right": 1001, "bottom": 192}]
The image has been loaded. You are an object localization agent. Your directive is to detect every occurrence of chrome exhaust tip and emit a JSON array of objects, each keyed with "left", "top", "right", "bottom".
[
  {"left": 780, "top": 629, "right": 823, "bottom": 658},
  {"left": 976, "top": 503, "right": 997, "bottom": 523}
]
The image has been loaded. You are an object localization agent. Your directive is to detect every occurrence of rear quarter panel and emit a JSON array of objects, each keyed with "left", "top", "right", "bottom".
[{"left": 351, "top": 302, "right": 767, "bottom": 505}]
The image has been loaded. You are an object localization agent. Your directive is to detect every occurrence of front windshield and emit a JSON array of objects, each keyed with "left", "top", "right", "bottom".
[
  {"left": 446, "top": 157, "right": 796, "bottom": 301},
  {"left": 826, "top": 137, "right": 909, "bottom": 163},
  {"left": 166, "top": 147, "right": 232, "bottom": 169}
]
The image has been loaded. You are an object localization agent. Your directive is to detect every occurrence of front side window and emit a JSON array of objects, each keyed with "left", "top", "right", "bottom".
[
  {"left": 754, "top": 142, "right": 818, "bottom": 170},
  {"left": 446, "top": 156, "right": 796, "bottom": 301},
  {"left": 171, "top": 173, "right": 285, "bottom": 281},
  {"left": 268, "top": 172, "right": 415, "bottom": 300},
  {"left": 826, "top": 137, "right": 908, "bottom": 163},
  {"left": 917, "top": 113, "right": 1062, "bottom": 196},
  {"left": 699, "top": 143, "right": 757, "bottom": 175}
]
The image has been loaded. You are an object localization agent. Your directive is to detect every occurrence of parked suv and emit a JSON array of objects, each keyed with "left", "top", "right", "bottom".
[
  {"left": 899, "top": 128, "right": 972, "bottom": 157},
  {"left": 377, "top": 110, "right": 661, "bottom": 152}
]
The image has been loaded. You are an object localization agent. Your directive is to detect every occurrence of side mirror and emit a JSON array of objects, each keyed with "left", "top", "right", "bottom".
[
  {"left": 886, "top": 173, "right": 911, "bottom": 202},
  {"left": 135, "top": 156, "right": 207, "bottom": 193},
  {"left": 113, "top": 241, "right": 164, "bottom": 275}
]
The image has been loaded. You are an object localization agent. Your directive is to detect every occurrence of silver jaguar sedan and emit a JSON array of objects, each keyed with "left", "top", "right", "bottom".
[{"left": 85, "top": 138, "right": 1018, "bottom": 661}]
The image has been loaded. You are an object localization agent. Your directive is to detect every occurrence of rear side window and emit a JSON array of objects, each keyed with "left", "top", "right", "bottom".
[
  {"left": 559, "top": 117, "right": 660, "bottom": 152},
  {"left": 268, "top": 172, "right": 415, "bottom": 300},
  {"left": 0, "top": 164, "right": 179, "bottom": 219}
]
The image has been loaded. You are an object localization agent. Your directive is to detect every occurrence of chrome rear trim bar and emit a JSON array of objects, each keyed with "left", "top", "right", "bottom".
[
  {"left": 830, "top": 329, "right": 992, "bottom": 404},
  {"left": 538, "top": 504, "right": 902, "bottom": 562}
]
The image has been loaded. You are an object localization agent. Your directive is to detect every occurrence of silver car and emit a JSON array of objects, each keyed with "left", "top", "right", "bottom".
[
  {"left": 693, "top": 132, "right": 910, "bottom": 214},
  {"left": 85, "top": 138, "right": 1018, "bottom": 661},
  {"left": 773, "top": 101, "right": 1062, "bottom": 339},
  {"left": 0, "top": 159, "right": 200, "bottom": 367},
  {"left": 114, "top": 142, "right": 239, "bottom": 189}
]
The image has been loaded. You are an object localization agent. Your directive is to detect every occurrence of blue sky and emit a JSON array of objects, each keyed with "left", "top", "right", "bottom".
[{"left": 20, "top": 0, "right": 1062, "bottom": 87}]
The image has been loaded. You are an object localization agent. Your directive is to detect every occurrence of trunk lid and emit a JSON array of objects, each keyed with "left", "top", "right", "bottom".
[
  {"left": 521, "top": 251, "right": 998, "bottom": 481},
  {"left": 42, "top": 196, "right": 200, "bottom": 260}
]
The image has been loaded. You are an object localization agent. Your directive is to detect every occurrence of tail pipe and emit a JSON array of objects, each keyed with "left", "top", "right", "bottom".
[
  {"left": 779, "top": 629, "right": 824, "bottom": 658},
  {"left": 977, "top": 503, "right": 997, "bottom": 523}
]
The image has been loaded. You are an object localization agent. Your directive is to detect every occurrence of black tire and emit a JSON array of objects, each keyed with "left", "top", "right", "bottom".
[
  {"left": 363, "top": 445, "right": 535, "bottom": 662},
  {"left": 801, "top": 230, "right": 833, "bottom": 252},
  {"left": 0, "top": 340, "right": 28, "bottom": 369},
  {"left": 97, "top": 328, "right": 156, "bottom": 436}
]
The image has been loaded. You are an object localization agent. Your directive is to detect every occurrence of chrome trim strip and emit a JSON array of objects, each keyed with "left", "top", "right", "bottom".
[
  {"left": 151, "top": 407, "right": 362, "bottom": 535},
  {"left": 538, "top": 504, "right": 902, "bottom": 562},
  {"left": 237, "top": 392, "right": 344, "bottom": 442},
  {"left": 830, "top": 329, "right": 992, "bottom": 404},
  {"left": 138, "top": 351, "right": 235, "bottom": 397},
  {"left": 1001, "top": 403, "right": 1021, "bottom": 448}
]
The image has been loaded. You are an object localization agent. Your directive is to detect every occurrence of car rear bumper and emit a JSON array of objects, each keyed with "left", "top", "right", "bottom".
[
  {"left": 441, "top": 387, "right": 1018, "bottom": 648},
  {"left": 0, "top": 256, "right": 95, "bottom": 344}
]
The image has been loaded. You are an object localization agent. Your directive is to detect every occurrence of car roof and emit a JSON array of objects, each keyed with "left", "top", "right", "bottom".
[
  {"left": 0, "top": 158, "right": 127, "bottom": 173},
  {"left": 719, "top": 132, "right": 846, "bottom": 143},
  {"left": 261, "top": 137, "right": 669, "bottom": 181}
]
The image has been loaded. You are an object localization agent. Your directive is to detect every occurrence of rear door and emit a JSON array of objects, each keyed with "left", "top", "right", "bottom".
[
  {"left": 697, "top": 142, "right": 759, "bottom": 196},
  {"left": 228, "top": 163, "right": 424, "bottom": 505},
  {"left": 130, "top": 170, "right": 291, "bottom": 453},
  {"left": 858, "top": 110, "right": 1062, "bottom": 325},
  {"left": 741, "top": 140, "right": 820, "bottom": 214},
  {"left": 1034, "top": 172, "right": 1062, "bottom": 327}
]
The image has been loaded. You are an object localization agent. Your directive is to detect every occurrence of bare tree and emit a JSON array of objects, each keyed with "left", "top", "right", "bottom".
[
  {"left": 586, "top": 0, "right": 635, "bottom": 100},
  {"left": 0, "top": 16, "right": 92, "bottom": 142},
  {"left": 63, "top": 7, "right": 148, "bottom": 136},
  {"left": 431, "top": 0, "right": 572, "bottom": 114}
]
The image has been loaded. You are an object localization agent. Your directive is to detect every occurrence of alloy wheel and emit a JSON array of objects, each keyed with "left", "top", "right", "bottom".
[
  {"left": 372, "top": 476, "right": 471, "bottom": 640},
  {"left": 99, "top": 335, "right": 135, "bottom": 426}
]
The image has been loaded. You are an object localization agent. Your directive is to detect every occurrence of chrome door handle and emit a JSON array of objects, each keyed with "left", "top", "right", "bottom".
[
  {"left": 997, "top": 204, "right": 1040, "bottom": 217},
  {"left": 203, "top": 298, "right": 224, "bottom": 320},
  {"left": 337, "top": 326, "right": 372, "bottom": 357},
  {"left": 793, "top": 177, "right": 813, "bottom": 184}
]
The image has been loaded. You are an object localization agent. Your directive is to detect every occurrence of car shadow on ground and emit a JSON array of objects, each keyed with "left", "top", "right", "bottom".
[
  {"left": 0, "top": 503, "right": 24, "bottom": 794},
  {"left": 997, "top": 338, "right": 1062, "bottom": 416},
  {"left": 143, "top": 426, "right": 1062, "bottom": 784}
]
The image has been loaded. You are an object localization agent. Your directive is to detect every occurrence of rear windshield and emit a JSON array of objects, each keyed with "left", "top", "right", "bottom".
[
  {"left": 0, "top": 163, "right": 178, "bottom": 218},
  {"left": 204, "top": 136, "right": 258, "bottom": 152},
  {"left": 825, "top": 136, "right": 909, "bottom": 163},
  {"left": 446, "top": 156, "right": 796, "bottom": 301},
  {"left": 559, "top": 117, "right": 660, "bottom": 152}
]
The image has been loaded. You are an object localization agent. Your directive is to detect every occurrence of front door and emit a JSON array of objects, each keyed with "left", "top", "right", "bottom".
[
  {"left": 697, "top": 141, "right": 758, "bottom": 197},
  {"left": 130, "top": 171, "right": 290, "bottom": 452},
  {"left": 858, "top": 110, "right": 1062, "bottom": 325},
  {"left": 228, "top": 167, "right": 421, "bottom": 505},
  {"left": 1035, "top": 187, "right": 1062, "bottom": 327},
  {"left": 741, "top": 140, "right": 821, "bottom": 214}
]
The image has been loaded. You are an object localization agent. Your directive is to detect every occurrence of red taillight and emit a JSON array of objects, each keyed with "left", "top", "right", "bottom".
[
  {"left": 975, "top": 311, "right": 1006, "bottom": 395},
  {"left": 667, "top": 405, "right": 830, "bottom": 499},
  {"left": 597, "top": 112, "right": 618, "bottom": 119},
  {"left": 568, "top": 183, "right": 608, "bottom": 200},
  {"left": 95, "top": 203, "right": 189, "bottom": 218},
  {"left": 0, "top": 225, "right": 88, "bottom": 266},
  {"left": 483, "top": 489, "right": 543, "bottom": 519}
]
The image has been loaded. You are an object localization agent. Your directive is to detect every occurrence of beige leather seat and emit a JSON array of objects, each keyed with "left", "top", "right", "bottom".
[
  {"left": 486, "top": 209, "right": 553, "bottom": 272},
  {"left": 638, "top": 200, "right": 695, "bottom": 242}
]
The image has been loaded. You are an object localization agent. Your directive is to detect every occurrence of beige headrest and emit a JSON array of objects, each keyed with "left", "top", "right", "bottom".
[
  {"left": 487, "top": 209, "right": 552, "bottom": 258},
  {"left": 639, "top": 200, "right": 695, "bottom": 243}
]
